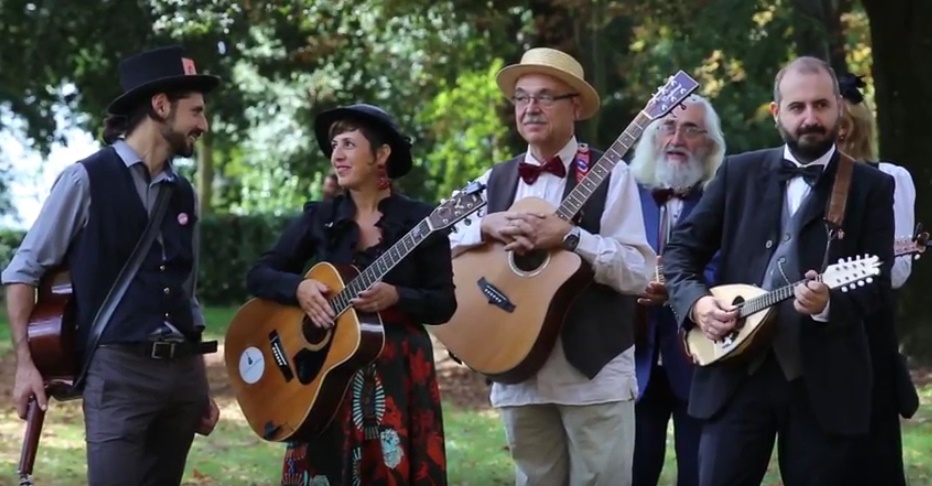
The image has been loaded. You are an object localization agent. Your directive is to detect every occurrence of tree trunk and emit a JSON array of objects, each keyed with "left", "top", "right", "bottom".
[
  {"left": 861, "top": 0, "right": 932, "bottom": 361},
  {"left": 792, "top": 0, "right": 852, "bottom": 74},
  {"left": 196, "top": 129, "right": 214, "bottom": 217}
]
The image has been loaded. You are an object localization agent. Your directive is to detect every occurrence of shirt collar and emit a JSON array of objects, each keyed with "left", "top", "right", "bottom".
[
  {"left": 112, "top": 139, "right": 177, "bottom": 182},
  {"left": 523, "top": 136, "right": 579, "bottom": 170},
  {"left": 782, "top": 143, "right": 835, "bottom": 169}
]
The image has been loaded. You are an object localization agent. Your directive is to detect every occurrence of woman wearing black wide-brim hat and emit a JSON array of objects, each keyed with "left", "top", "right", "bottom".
[
  {"left": 5, "top": 45, "right": 224, "bottom": 486},
  {"left": 246, "top": 103, "right": 455, "bottom": 485}
]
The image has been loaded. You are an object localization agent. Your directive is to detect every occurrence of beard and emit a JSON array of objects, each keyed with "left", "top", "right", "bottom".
[
  {"left": 161, "top": 125, "right": 198, "bottom": 158},
  {"left": 654, "top": 149, "right": 706, "bottom": 190},
  {"left": 777, "top": 119, "right": 838, "bottom": 163}
]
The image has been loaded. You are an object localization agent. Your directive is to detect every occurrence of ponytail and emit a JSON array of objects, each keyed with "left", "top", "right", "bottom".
[{"left": 101, "top": 114, "right": 130, "bottom": 144}]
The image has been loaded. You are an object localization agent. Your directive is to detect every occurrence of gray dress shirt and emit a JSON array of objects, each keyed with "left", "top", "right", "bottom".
[{"left": 0, "top": 140, "right": 205, "bottom": 337}]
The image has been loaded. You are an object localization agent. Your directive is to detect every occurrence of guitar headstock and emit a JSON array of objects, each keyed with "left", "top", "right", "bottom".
[
  {"left": 894, "top": 222, "right": 931, "bottom": 260},
  {"left": 822, "top": 254, "right": 881, "bottom": 292},
  {"left": 642, "top": 71, "right": 701, "bottom": 121},
  {"left": 426, "top": 181, "right": 487, "bottom": 232}
]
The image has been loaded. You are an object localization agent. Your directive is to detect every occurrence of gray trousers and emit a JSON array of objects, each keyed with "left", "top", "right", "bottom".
[{"left": 82, "top": 346, "right": 208, "bottom": 486}]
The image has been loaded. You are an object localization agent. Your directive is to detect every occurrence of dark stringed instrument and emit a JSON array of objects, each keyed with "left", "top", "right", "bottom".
[
  {"left": 17, "top": 270, "right": 82, "bottom": 485},
  {"left": 224, "top": 182, "right": 486, "bottom": 442}
]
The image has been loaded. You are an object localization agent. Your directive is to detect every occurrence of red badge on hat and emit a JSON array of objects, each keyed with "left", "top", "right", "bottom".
[
  {"left": 181, "top": 58, "right": 198, "bottom": 75},
  {"left": 178, "top": 213, "right": 189, "bottom": 226}
]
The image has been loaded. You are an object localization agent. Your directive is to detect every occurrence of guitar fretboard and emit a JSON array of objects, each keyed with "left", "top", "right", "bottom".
[
  {"left": 555, "top": 112, "right": 652, "bottom": 221},
  {"left": 737, "top": 276, "right": 824, "bottom": 318},
  {"left": 328, "top": 220, "right": 432, "bottom": 316}
]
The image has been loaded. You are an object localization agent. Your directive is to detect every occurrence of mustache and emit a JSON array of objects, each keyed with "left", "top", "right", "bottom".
[
  {"left": 522, "top": 115, "right": 547, "bottom": 124},
  {"left": 797, "top": 125, "right": 826, "bottom": 136}
]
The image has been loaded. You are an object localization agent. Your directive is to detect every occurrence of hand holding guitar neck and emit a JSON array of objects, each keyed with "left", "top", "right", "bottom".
[
  {"left": 17, "top": 394, "right": 47, "bottom": 486},
  {"left": 637, "top": 256, "right": 668, "bottom": 306},
  {"left": 13, "top": 360, "right": 47, "bottom": 419}
]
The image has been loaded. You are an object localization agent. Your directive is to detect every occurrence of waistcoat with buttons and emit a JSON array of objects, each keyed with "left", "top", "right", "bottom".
[
  {"left": 68, "top": 148, "right": 198, "bottom": 354},
  {"left": 485, "top": 151, "right": 637, "bottom": 379},
  {"left": 750, "top": 190, "right": 812, "bottom": 379}
]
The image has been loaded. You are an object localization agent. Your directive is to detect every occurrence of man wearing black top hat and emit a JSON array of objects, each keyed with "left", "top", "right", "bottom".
[{"left": 3, "top": 45, "right": 222, "bottom": 485}]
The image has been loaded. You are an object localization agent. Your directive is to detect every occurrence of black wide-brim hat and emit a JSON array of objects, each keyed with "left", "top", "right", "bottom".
[
  {"left": 314, "top": 103, "right": 413, "bottom": 179},
  {"left": 107, "top": 45, "right": 221, "bottom": 116}
]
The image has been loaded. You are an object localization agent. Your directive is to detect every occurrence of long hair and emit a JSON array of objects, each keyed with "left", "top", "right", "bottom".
[
  {"left": 837, "top": 74, "right": 877, "bottom": 162},
  {"left": 100, "top": 90, "right": 191, "bottom": 144},
  {"left": 629, "top": 94, "right": 726, "bottom": 189}
]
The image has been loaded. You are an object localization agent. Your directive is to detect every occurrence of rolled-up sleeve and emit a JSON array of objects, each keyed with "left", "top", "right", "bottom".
[
  {"left": 1, "top": 163, "right": 90, "bottom": 286},
  {"left": 574, "top": 162, "right": 656, "bottom": 295}
]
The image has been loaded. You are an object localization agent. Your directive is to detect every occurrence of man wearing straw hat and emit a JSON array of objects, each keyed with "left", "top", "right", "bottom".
[{"left": 448, "top": 47, "right": 655, "bottom": 485}]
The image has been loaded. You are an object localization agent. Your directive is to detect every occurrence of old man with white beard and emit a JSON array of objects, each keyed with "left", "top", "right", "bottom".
[{"left": 629, "top": 94, "right": 726, "bottom": 486}]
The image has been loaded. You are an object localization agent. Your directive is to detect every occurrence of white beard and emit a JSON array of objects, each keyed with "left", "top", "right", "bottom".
[{"left": 654, "top": 155, "right": 705, "bottom": 190}]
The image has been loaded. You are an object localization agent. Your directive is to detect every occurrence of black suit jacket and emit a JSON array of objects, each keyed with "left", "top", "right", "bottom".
[{"left": 662, "top": 146, "right": 895, "bottom": 436}]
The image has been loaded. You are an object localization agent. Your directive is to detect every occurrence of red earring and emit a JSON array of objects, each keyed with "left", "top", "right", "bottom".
[{"left": 377, "top": 166, "right": 390, "bottom": 190}]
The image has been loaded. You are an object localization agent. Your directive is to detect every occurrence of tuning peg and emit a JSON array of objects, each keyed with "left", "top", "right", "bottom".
[
  {"left": 463, "top": 218, "right": 471, "bottom": 226},
  {"left": 450, "top": 226, "right": 458, "bottom": 233}
]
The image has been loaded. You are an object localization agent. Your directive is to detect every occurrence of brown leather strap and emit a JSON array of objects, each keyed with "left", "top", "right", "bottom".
[{"left": 824, "top": 150, "right": 855, "bottom": 235}]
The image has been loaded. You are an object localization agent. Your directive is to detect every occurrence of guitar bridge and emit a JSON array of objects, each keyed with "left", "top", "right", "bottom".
[{"left": 477, "top": 277, "right": 515, "bottom": 313}]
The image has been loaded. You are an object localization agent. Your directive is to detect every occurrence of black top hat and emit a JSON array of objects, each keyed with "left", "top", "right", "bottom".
[
  {"left": 107, "top": 45, "right": 221, "bottom": 115},
  {"left": 313, "top": 104, "right": 413, "bottom": 179}
]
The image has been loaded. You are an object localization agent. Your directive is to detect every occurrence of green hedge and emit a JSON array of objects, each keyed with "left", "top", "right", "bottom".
[{"left": 0, "top": 213, "right": 298, "bottom": 306}]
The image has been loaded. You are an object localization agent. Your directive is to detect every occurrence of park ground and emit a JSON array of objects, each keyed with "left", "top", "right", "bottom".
[{"left": 0, "top": 307, "right": 930, "bottom": 485}]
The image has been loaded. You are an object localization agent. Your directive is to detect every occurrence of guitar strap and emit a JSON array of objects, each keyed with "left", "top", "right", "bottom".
[
  {"left": 819, "top": 150, "right": 855, "bottom": 270},
  {"left": 70, "top": 184, "right": 176, "bottom": 394}
]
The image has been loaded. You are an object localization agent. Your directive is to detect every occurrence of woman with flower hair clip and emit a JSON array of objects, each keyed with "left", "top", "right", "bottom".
[{"left": 837, "top": 72, "right": 918, "bottom": 486}]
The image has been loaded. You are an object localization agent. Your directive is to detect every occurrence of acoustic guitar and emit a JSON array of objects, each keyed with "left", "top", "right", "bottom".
[
  {"left": 432, "top": 71, "right": 700, "bottom": 384},
  {"left": 682, "top": 254, "right": 881, "bottom": 366},
  {"left": 16, "top": 270, "right": 83, "bottom": 485},
  {"left": 224, "top": 182, "right": 487, "bottom": 442}
]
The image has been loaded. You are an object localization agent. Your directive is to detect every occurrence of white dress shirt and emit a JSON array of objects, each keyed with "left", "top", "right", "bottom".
[
  {"left": 782, "top": 144, "right": 834, "bottom": 322},
  {"left": 448, "top": 136, "right": 657, "bottom": 407},
  {"left": 874, "top": 162, "right": 915, "bottom": 289}
]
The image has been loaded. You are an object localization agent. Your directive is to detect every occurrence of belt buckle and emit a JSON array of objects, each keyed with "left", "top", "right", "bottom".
[{"left": 150, "top": 341, "right": 176, "bottom": 359}]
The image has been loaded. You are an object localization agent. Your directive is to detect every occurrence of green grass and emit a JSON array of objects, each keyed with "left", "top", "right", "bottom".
[{"left": 0, "top": 307, "right": 930, "bottom": 485}]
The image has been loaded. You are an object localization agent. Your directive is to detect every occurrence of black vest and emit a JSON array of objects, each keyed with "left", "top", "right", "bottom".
[
  {"left": 68, "top": 148, "right": 198, "bottom": 351},
  {"left": 485, "top": 150, "right": 636, "bottom": 379}
]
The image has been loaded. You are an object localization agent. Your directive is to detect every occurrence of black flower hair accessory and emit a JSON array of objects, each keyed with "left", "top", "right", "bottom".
[{"left": 839, "top": 73, "right": 866, "bottom": 104}]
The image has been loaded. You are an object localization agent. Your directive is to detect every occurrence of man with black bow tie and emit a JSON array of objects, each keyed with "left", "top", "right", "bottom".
[
  {"left": 661, "top": 56, "right": 895, "bottom": 486},
  {"left": 448, "top": 47, "right": 655, "bottom": 486},
  {"left": 628, "top": 93, "right": 726, "bottom": 486}
]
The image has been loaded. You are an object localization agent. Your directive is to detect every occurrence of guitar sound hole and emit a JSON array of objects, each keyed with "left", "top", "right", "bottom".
[
  {"left": 302, "top": 316, "right": 333, "bottom": 350},
  {"left": 731, "top": 296, "right": 746, "bottom": 331},
  {"left": 292, "top": 317, "right": 335, "bottom": 385},
  {"left": 512, "top": 250, "right": 548, "bottom": 272}
]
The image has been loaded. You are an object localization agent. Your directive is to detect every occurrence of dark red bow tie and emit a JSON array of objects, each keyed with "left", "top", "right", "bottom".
[
  {"left": 518, "top": 157, "right": 567, "bottom": 185},
  {"left": 652, "top": 188, "right": 687, "bottom": 206}
]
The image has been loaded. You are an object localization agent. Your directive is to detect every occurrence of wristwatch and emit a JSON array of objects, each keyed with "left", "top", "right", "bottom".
[{"left": 562, "top": 226, "right": 581, "bottom": 251}]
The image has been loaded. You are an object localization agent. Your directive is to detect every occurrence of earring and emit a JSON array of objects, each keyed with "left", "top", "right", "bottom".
[{"left": 377, "top": 166, "right": 390, "bottom": 190}]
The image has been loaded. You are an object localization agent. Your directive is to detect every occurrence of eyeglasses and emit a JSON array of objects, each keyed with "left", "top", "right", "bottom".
[
  {"left": 510, "top": 93, "right": 578, "bottom": 107},
  {"left": 658, "top": 123, "right": 707, "bottom": 139}
]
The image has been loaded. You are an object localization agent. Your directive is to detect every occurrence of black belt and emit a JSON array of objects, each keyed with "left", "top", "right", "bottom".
[{"left": 102, "top": 340, "right": 219, "bottom": 360}]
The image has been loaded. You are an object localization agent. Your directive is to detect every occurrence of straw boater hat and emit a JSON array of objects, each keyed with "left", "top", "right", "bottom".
[{"left": 495, "top": 47, "right": 601, "bottom": 120}]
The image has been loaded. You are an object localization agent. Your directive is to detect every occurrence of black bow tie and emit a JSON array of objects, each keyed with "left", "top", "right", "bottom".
[
  {"left": 777, "top": 159, "right": 823, "bottom": 186},
  {"left": 652, "top": 188, "right": 689, "bottom": 206}
]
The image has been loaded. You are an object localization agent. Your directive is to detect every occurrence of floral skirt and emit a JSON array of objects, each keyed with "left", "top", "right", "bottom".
[{"left": 281, "top": 326, "right": 447, "bottom": 486}]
